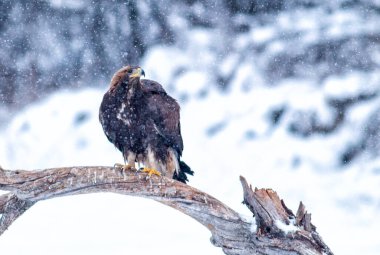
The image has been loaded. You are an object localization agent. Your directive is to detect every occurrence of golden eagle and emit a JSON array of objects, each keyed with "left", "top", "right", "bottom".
[{"left": 99, "top": 66, "right": 193, "bottom": 183}]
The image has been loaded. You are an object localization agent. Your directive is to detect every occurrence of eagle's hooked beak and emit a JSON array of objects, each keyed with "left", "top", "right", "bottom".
[{"left": 130, "top": 67, "right": 145, "bottom": 78}]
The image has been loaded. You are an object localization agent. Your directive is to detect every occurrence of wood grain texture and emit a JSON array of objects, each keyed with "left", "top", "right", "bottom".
[{"left": 0, "top": 166, "right": 333, "bottom": 255}]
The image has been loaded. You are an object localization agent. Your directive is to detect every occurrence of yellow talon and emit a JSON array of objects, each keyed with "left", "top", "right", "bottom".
[
  {"left": 142, "top": 168, "right": 161, "bottom": 177},
  {"left": 114, "top": 163, "right": 136, "bottom": 171}
]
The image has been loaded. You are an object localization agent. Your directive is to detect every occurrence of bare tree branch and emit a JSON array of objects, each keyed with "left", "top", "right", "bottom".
[
  {"left": 0, "top": 193, "right": 35, "bottom": 235},
  {"left": 0, "top": 166, "right": 332, "bottom": 255}
]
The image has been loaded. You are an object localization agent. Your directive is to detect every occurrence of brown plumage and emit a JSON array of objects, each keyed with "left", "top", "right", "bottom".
[{"left": 99, "top": 66, "right": 193, "bottom": 183}]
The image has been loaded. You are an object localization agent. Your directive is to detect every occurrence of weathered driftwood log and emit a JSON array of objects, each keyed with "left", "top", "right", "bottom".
[{"left": 0, "top": 166, "right": 333, "bottom": 255}]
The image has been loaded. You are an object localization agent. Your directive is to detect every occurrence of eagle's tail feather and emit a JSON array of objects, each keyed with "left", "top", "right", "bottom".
[{"left": 173, "top": 161, "right": 194, "bottom": 184}]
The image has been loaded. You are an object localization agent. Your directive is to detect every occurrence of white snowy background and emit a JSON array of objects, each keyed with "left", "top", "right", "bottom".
[{"left": 1, "top": 0, "right": 380, "bottom": 254}]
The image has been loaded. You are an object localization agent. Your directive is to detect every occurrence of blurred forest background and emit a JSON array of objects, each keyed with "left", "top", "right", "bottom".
[
  {"left": 1, "top": 1, "right": 380, "bottom": 254},
  {"left": 2, "top": 0, "right": 380, "bottom": 162}
]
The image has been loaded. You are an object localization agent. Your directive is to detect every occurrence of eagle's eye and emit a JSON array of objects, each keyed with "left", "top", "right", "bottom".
[{"left": 127, "top": 69, "right": 133, "bottom": 74}]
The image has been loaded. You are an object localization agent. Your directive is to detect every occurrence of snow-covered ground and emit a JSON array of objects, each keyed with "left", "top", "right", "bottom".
[{"left": 1, "top": 67, "right": 380, "bottom": 254}]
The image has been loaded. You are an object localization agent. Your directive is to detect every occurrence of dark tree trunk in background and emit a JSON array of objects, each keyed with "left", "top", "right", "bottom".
[
  {"left": 149, "top": 0, "right": 175, "bottom": 45},
  {"left": 126, "top": 0, "right": 146, "bottom": 65},
  {"left": 89, "top": 2, "right": 109, "bottom": 81}
]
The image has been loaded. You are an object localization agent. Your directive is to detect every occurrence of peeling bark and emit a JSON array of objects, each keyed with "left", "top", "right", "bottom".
[{"left": 0, "top": 166, "right": 332, "bottom": 255}]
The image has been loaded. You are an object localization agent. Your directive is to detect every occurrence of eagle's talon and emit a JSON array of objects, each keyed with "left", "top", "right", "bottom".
[{"left": 142, "top": 168, "right": 161, "bottom": 177}]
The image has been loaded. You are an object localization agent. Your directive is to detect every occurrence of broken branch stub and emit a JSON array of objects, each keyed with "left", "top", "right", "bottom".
[{"left": 240, "top": 176, "right": 333, "bottom": 255}]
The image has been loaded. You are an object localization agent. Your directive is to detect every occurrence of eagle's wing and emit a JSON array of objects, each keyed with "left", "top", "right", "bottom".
[
  {"left": 99, "top": 90, "right": 125, "bottom": 153},
  {"left": 142, "top": 79, "right": 184, "bottom": 156}
]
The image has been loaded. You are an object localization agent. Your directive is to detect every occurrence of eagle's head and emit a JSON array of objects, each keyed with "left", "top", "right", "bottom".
[{"left": 109, "top": 65, "right": 145, "bottom": 92}]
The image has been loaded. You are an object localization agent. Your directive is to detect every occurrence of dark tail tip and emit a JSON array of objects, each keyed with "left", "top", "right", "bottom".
[{"left": 173, "top": 161, "right": 194, "bottom": 184}]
